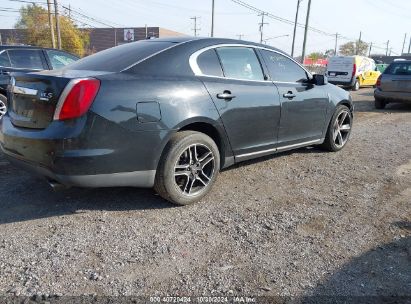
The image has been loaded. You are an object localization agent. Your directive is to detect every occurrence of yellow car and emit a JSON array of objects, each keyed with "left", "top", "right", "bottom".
[{"left": 327, "top": 56, "right": 381, "bottom": 91}]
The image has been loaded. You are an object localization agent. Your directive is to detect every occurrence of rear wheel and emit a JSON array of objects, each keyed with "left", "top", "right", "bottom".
[
  {"left": 374, "top": 98, "right": 386, "bottom": 109},
  {"left": 320, "top": 105, "right": 353, "bottom": 152},
  {"left": 351, "top": 79, "right": 360, "bottom": 91},
  {"left": 0, "top": 94, "right": 7, "bottom": 119},
  {"left": 154, "top": 131, "right": 220, "bottom": 205}
]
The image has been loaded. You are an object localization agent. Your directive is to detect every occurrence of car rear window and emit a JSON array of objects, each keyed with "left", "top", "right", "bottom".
[
  {"left": 384, "top": 62, "right": 411, "bottom": 75},
  {"left": 66, "top": 41, "right": 175, "bottom": 72}
]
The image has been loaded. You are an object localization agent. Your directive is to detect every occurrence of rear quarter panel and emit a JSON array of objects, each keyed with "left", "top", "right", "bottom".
[{"left": 90, "top": 73, "right": 232, "bottom": 170}]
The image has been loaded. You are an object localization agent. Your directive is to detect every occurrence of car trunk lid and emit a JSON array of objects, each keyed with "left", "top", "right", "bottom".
[{"left": 7, "top": 70, "right": 110, "bottom": 129}]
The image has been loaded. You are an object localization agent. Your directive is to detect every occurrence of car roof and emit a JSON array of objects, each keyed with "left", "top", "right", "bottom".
[{"left": 146, "top": 36, "right": 287, "bottom": 56}]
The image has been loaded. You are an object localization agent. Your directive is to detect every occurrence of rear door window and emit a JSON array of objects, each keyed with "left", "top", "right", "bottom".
[
  {"left": 216, "top": 47, "right": 264, "bottom": 81},
  {"left": 8, "top": 49, "right": 46, "bottom": 70},
  {"left": 196, "top": 49, "right": 224, "bottom": 77},
  {"left": 46, "top": 50, "right": 79, "bottom": 69},
  {"left": 0, "top": 51, "right": 11, "bottom": 67}
]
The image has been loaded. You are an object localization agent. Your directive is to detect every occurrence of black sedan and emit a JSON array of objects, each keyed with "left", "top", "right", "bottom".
[
  {"left": 0, "top": 37, "right": 353, "bottom": 205},
  {"left": 0, "top": 45, "right": 79, "bottom": 118}
]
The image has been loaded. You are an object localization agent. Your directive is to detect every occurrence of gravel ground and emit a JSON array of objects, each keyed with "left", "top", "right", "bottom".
[{"left": 0, "top": 88, "right": 410, "bottom": 301}]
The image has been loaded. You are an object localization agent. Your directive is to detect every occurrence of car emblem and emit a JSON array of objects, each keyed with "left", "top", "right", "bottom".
[{"left": 40, "top": 92, "right": 53, "bottom": 101}]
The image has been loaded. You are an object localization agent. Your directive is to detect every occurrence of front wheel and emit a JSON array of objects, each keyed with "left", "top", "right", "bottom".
[
  {"left": 154, "top": 131, "right": 220, "bottom": 205},
  {"left": 320, "top": 105, "right": 353, "bottom": 152},
  {"left": 0, "top": 94, "right": 7, "bottom": 119}
]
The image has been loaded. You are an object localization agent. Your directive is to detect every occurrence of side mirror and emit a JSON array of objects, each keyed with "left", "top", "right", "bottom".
[{"left": 312, "top": 74, "right": 328, "bottom": 86}]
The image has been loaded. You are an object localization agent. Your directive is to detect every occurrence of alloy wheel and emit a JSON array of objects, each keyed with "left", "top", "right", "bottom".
[
  {"left": 333, "top": 110, "right": 352, "bottom": 148},
  {"left": 0, "top": 99, "right": 6, "bottom": 118},
  {"left": 174, "top": 144, "right": 215, "bottom": 196}
]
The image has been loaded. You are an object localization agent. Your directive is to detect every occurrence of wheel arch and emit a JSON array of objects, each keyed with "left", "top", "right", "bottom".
[
  {"left": 158, "top": 118, "right": 234, "bottom": 170},
  {"left": 178, "top": 120, "right": 234, "bottom": 169},
  {"left": 337, "top": 99, "right": 353, "bottom": 112}
]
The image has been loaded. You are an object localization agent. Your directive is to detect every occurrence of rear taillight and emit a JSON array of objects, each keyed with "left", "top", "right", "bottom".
[
  {"left": 376, "top": 75, "right": 382, "bottom": 88},
  {"left": 54, "top": 78, "right": 100, "bottom": 121},
  {"left": 352, "top": 63, "right": 356, "bottom": 77}
]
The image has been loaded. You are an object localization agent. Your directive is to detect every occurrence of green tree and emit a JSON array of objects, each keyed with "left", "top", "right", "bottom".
[
  {"left": 15, "top": 4, "right": 88, "bottom": 57},
  {"left": 339, "top": 41, "right": 369, "bottom": 56},
  {"left": 307, "top": 52, "right": 324, "bottom": 61}
]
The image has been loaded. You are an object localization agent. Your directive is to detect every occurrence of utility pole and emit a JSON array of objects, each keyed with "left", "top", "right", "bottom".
[
  {"left": 145, "top": 24, "right": 148, "bottom": 39},
  {"left": 368, "top": 42, "right": 372, "bottom": 57},
  {"left": 211, "top": 0, "right": 215, "bottom": 37},
  {"left": 356, "top": 31, "right": 362, "bottom": 55},
  {"left": 237, "top": 34, "right": 244, "bottom": 40},
  {"left": 54, "top": 0, "right": 62, "bottom": 49},
  {"left": 386, "top": 40, "right": 390, "bottom": 56},
  {"left": 190, "top": 16, "right": 200, "bottom": 37},
  {"left": 401, "top": 33, "right": 407, "bottom": 55},
  {"left": 334, "top": 32, "right": 339, "bottom": 56},
  {"left": 258, "top": 12, "right": 268, "bottom": 44},
  {"left": 46, "top": 0, "right": 56, "bottom": 48},
  {"left": 301, "top": 0, "right": 311, "bottom": 64},
  {"left": 291, "top": 0, "right": 302, "bottom": 57}
]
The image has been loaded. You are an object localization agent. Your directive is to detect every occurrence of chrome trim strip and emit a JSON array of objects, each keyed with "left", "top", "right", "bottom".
[
  {"left": 236, "top": 139, "right": 322, "bottom": 160},
  {"left": 189, "top": 43, "right": 312, "bottom": 82},
  {"left": 236, "top": 146, "right": 278, "bottom": 159},
  {"left": 276, "top": 139, "right": 322, "bottom": 152},
  {"left": 13, "top": 86, "right": 38, "bottom": 96}
]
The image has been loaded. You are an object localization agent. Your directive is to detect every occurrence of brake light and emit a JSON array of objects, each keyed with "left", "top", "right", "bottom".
[
  {"left": 376, "top": 75, "right": 382, "bottom": 88},
  {"left": 352, "top": 63, "right": 356, "bottom": 77},
  {"left": 54, "top": 78, "right": 100, "bottom": 121}
]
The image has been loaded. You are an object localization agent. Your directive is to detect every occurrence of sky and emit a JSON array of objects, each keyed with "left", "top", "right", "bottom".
[{"left": 1, "top": 0, "right": 410, "bottom": 56}]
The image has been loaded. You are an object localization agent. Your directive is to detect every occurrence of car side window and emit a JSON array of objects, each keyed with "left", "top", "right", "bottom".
[
  {"left": 216, "top": 47, "right": 264, "bottom": 81},
  {"left": 46, "top": 50, "right": 78, "bottom": 69},
  {"left": 8, "top": 49, "right": 45, "bottom": 69},
  {"left": 261, "top": 50, "right": 307, "bottom": 83},
  {"left": 0, "top": 51, "right": 11, "bottom": 67},
  {"left": 196, "top": 49, "right": 224, "bottom": 77}
]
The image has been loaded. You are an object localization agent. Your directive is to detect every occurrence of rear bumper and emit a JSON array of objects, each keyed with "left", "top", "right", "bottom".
[
  {"left": 328, "top": 78, "right": 355, "bottom": 87},
  {"left": 0, "top": 113, "right": 161, "bottom": 188},
  {"left": 4, "top": 154, "right": 155, "bottom": 187},
  {"left": 374, "top": 89, "right": 411, "bottom": 103}
]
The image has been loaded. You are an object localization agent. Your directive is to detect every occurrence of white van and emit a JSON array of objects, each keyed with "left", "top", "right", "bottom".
[{"left": 326, "top": 56, "right": 380, "bottom": 91}]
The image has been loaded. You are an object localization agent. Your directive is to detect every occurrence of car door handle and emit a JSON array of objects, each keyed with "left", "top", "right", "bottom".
[
  {"left": 283, "top": 91, "right": 296, "bottom": 99},
  {"left": 217, "top": 91, "right": 236, "bottom": 100}
]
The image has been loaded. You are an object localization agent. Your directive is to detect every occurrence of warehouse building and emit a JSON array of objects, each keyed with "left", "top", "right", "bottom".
[{"left": 0, "top": 27, "right": 185, "bottom": 53}]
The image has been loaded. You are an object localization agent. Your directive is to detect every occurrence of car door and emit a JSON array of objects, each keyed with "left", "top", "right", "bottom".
[
  {"left": 259, "top": 49, "right": 329, "bottom": 146},
  {"left": 192, "top": 46, "right": 281, "bottom": 159}
]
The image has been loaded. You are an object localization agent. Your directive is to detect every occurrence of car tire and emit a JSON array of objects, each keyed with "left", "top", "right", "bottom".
[
  {"left": 351, "top": 79, "right": 360, "bottom": 91},
  {"left": 154, "top": 131, "right": 220, "bottom": 205},
  {"left": 374, "top": 98, "right": 386, "bottom": 109},
  {"left": 320, "top": 105, "right": 353, "bottom": 152},
  {"left": 0, "top": 94, "right": 7, "bottom": 119}
]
